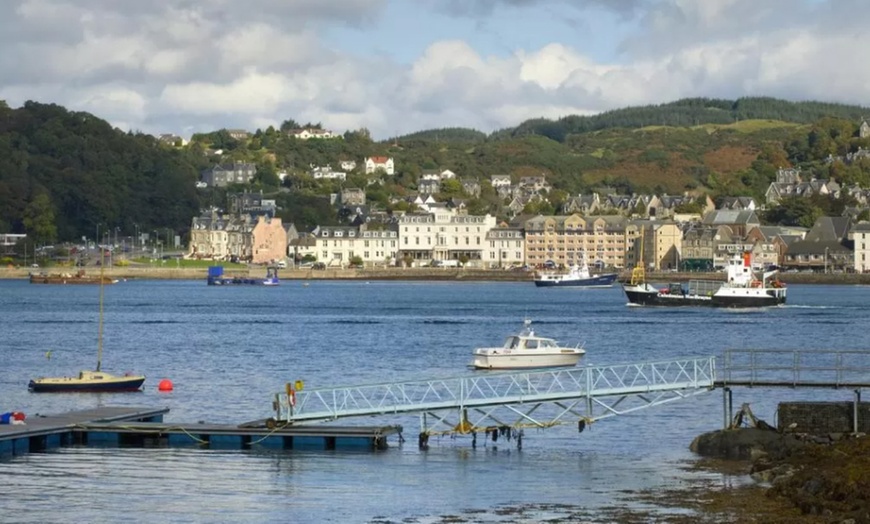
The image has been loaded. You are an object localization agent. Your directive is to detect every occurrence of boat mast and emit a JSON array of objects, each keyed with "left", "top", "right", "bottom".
[
  {"left": 97, "top": 248, "right": 104, "bottom": 372},
  {"left": 630, "top": 225, "right": 646, "bottom": 285}
]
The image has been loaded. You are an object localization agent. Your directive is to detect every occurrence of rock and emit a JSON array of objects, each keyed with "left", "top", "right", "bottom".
[{"left": 690, "top": 428, "right": 795, "bottom": 461}]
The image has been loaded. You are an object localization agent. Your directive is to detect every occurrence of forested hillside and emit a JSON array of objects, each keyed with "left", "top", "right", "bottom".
[
  {"left": 2, "top": 96, "right": 870, "bottom": 245},
  {"left": 494, "top": 97, "right": 870, "bottom": 142},
  {"left": 0, "top": 101, "right": 202, "bottom": 245}
]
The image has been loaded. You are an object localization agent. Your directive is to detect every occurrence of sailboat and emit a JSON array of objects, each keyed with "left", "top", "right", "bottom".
[{"left": 28, "top": 253, "right": 145, "bottom": 393}]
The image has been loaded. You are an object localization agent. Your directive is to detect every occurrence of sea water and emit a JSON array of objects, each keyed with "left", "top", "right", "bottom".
[{"left": 1, "top": 279, "right": 867, "bottom": 523}]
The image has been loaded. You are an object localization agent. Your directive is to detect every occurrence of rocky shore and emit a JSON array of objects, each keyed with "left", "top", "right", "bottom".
[{"left": 610, "top": 428, "right": 870, "bottom": 524}]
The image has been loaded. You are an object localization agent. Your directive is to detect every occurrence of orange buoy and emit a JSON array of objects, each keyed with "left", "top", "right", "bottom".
[{"left": 158, "top": 379, "right": 174, "bottom": 392}]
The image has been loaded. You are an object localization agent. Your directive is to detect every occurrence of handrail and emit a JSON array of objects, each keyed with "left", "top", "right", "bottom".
[
  {"left": 273, "top": 356, "right": 716, "bottom": 424},
  {"left": 719, "top": 349, "right": 870, "bottom": 387}
]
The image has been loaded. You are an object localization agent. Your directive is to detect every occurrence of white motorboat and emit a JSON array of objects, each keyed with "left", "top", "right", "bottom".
[{"left": 471, "top": 320, "right": 585, "bottom": 370}]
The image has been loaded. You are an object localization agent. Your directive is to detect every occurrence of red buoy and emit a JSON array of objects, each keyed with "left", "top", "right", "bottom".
[{"left": 158, "top": 379, "right": 174, "bottom": 392}]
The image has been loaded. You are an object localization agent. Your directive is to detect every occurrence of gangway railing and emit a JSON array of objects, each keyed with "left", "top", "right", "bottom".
[
  {"left": 718, "top": 349, "right": 870, "bottom": 388},
  {"left": 716, "top": 349, "right": 870, "bottom": 431},
  {"left": 271, "top": 356, "right": 716, "bottom": 439}
]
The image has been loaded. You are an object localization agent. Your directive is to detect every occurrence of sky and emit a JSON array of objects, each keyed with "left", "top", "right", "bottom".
[{"left": 0, "top": 0, "right": 866, "bottom": 141}]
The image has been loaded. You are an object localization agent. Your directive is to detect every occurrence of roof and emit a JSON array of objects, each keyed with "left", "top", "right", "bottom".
[
  {"left": 701, "top": 210, "right": 760, "bottom": 225},
  {"left": 805, "top": 216, "right": 852, "bottom": 242}
]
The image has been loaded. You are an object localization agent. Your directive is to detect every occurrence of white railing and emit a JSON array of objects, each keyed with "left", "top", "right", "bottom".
[{"left": 273, "top": 357, "right": 716, "bottom": 428}]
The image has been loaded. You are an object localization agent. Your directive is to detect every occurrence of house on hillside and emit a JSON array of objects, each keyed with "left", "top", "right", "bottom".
[
  {"left": 200, "top": 161, "right": 257, "bottom": 187},
  {"left": 287, "top": 128, "right": 339, "bottom": 140},
  {"left": 516, "top": 175, "right": 550, "bottom": 195},
  {"left": 718, "top": 196, "right": 758, "bottom": 211},
  {"left": 765, "top": 167, "right": 841, "bottom": 204},
  {"left": 158, "top": 134, "right": 187, "bottom": 146},
  {"left": 562, "top": 194, "right": 601, "bottom": 215},
  {"left": 418, "top": 179, "right": 441, "bottom": 195},
  {"left": 490, "top": 174, "right": 512, "bottom": 198},
  {"left": 461, "top": 178, "right": 480, "bottom": 197},
  {"left": 228, "top": 191, "right": 277, "bottom": 218},
  {"left": 226, "top": 129, "right": 250, "bottom": 141},
  {"left": 310, "top": 165, "right": 346, "bottom": 181},
  {"left": 339, "top": 188, "right": 366, "bottom": 206},
  {"left": 365, "top": 156, "right": 395, "bottom": 175}
]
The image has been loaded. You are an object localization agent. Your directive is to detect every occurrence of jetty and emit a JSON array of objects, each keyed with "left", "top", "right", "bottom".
[{"left": 0, "top": 406, "right": 401, "bottom": 460}]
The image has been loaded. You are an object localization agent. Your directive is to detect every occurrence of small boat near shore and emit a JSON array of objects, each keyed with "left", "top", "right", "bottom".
[
  {"left": 471, "top": 320, "right": 585, "bottom": 370},
  {"left": 29, "top": 270, "right": 116, "bottom": 285},
  {"left": 534, "top": 262, "right": 618, "bottom": 288}
]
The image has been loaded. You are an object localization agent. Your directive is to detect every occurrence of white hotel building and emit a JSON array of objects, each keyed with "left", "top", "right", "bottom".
[
  {"left": 398, "top": 209, "right": 497, "bottom": 267},
  {"left": 310, "top": 225, "right": 399, "bottom": 267}
]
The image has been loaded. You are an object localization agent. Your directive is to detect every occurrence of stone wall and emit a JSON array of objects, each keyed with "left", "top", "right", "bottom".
[{"left": 778, "top": 401, "right": 870, "bottom": 434}]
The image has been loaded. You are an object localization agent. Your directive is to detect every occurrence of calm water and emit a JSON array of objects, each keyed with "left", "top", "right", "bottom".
[{"left": 1, "top": 279, "right": 868, "bottom": 523}]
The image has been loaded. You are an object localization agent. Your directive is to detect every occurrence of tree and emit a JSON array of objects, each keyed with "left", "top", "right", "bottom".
[
  {"left": 280, "top": 119, "right": 301, "bottom": 132},
  {"left": 22, "top": 193, "right": 57, "bottom": 245}
]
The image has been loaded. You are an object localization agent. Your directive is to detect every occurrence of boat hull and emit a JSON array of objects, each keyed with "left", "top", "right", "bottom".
[
  {"left": 30, "top": 275, "right": 115, "bottom": 285},
  {"left": 471, "top": 352, "right": 582, "bottom": 370},
  {"left": 534, "top": 273, "right": 618, "bottom": 288},
  {"left": 28, "top": 374, "right": 145, "bottom": 393},
  {"left": 623, "top": 284, "right": 786, "bottom": 308}
]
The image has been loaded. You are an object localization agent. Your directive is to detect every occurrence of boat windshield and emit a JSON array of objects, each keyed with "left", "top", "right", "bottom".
[{"left": 503, "top": 336, "right": 520, "bottom": 349}]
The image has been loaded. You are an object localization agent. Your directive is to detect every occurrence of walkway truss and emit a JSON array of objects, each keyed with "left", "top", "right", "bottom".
[{"left": 273, "top": 357, "right": 716, "bottom": 437}]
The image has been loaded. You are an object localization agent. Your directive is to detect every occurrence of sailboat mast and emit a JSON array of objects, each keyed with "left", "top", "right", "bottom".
[{"left": 97, "top": 248, "right": 104, "bottom": 372}]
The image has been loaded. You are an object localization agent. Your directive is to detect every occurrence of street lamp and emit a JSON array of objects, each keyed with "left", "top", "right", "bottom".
[{"left": 824, "top": 247, "right": 829, "bottom": 274}]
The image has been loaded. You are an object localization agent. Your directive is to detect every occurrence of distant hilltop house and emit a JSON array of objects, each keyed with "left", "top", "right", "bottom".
[
  {"left": 287, "top": 128, "right": 339, "bottom": 140},
  {"left": 157, "top": 134, "right": 187, "bottom": 147},
  {"left": 310, "top": 165, "right": 346, "bottom": 181},
  {"left": 365, "top": 156, "right": 395, "bottom": 175},
  {"left": 339, "top": 160, "right": 357, "bottom": 171},
  {"left": 200, "top": 161, "right": 257, "bottom": 188},
  {"left": 225, "top": 129, "right": 250, "bottom": 141}
]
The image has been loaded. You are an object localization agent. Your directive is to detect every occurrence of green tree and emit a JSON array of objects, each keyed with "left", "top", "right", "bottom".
[{"left": 22, "top": 193, "right": 57, "bottom": 245}]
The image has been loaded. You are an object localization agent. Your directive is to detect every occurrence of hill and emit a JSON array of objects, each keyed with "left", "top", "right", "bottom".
[
  {"left": 491, "top": 97, "right": 870, "bottom": 142},
  {"left": 2, "top": 96, "right": 870, "bottom": 245},
  {"left": 0, "top": 101, "right": 201, "bottom": 246}
]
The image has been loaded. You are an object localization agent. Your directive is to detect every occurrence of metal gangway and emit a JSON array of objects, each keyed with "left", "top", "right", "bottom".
[{"left": 270, "top": 356, "right": 716, "bottom": 444}]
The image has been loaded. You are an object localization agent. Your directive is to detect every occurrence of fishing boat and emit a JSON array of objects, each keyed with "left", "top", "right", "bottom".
[
  {"left": 621, "top": 251, "right": 787, "bottom": 308},
  {"left": 471, "top": 320, "right": 585, "bottom": 370},
  {"left": 28, "top": 257, "right": 145, "bottom": 393},
  {"left": 534, "top": 254, "right": 618, "bottom": 288}
]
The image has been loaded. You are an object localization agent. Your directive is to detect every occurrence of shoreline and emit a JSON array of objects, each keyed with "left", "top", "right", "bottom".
[{"left": 3, "top": 266, "right": 870, "bottom": 285}]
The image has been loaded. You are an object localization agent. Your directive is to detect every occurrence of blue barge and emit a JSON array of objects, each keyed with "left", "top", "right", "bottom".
[
  {"left": 207, "top": 265, "right": 280, "bottom": 286},
  {"left": 0, "top": 407, "right": 402, "bottom": 460}
]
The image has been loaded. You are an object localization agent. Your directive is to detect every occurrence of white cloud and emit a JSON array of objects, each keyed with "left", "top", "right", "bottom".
[{"left": 0, "top": 0, "right": 867, "bottom": 140}]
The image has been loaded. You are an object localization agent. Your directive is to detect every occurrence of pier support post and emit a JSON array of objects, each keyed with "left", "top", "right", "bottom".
[
  {"left": 854, "top": 389, "right": 862, "bottom": 434},
  {"left": 722, "top": 387, "right": 733, "bottom": 429}
]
